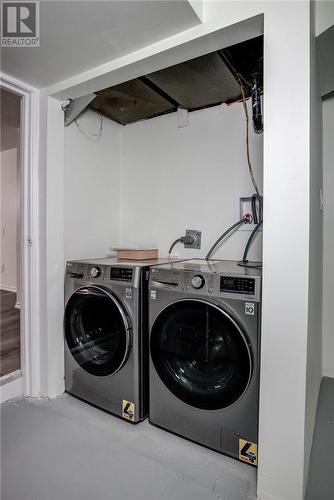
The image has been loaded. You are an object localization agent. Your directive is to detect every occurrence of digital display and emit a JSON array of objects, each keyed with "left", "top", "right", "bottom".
[
  {"left": 220, "top": 276, "right": 255, "bottom": 295},
  {"left": 110, "top": 267, "right": 133, "bottom": 282}
]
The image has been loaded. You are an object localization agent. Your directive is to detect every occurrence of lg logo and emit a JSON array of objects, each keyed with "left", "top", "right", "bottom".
[{"left": 1, "top": 1, "right": 39, "bottom": 46}]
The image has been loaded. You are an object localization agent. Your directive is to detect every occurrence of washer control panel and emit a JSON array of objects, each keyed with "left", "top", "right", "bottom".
[
  {"left": 110, "top": 267, "right": 133, "bottom": 282},
  {"left": 220, "top": 276, "right": 255, "bottom": 295},
  {"left": 191, "top": 275, "right": 205, "bottom": 289},
  {"left": 66, "top": 262, "right": 135, "bottom": 284},
  {"left": 90, "top": 266, "right": 101, "bottom": 278}
]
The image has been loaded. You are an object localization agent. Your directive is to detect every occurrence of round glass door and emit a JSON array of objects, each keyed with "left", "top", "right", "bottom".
[
  {"left": 65, "top": 286, "right": 130, "bottom": 377},
  {"left": 150, "top": 300, "right": 251, "bottom": 410}
]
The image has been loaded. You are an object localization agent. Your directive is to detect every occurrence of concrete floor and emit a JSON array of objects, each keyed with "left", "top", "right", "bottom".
[
  {"left": 305, "top": 377, "right": 334, "bottom": 500},
  {"left": 1, "top": 394, "right": 257, "bottom": 500}
]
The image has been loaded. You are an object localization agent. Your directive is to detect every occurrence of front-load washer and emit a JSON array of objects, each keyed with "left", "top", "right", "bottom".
[
  {"left": 64, "top": 258, "right": 170, "bottom": 423},
  {"left": 149, "top": 259, "right": 261, "bottom": 464}
]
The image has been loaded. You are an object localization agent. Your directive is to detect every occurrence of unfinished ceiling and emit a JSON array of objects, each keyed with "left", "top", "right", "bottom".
[{"left": 88, "top": 36, "right": 263, "bottom": 126}]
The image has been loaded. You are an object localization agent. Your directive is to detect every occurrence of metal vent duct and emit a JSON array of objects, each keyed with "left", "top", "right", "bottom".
[{"left": 64, "top": 94, "right": 96, "bottom": 126}]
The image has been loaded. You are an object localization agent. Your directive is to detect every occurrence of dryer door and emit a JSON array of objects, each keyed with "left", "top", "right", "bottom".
[
  {"left": 65, "top": 286, "right": 131, "bottom": 377},
  {"left": 150, "top": 299, "right": 252, "bottom": 410}
]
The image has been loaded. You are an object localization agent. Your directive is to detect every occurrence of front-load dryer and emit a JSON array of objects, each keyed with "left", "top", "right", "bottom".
[
  {"left": 148, "top": 259, "right": 261, "bottom": 464},
  {"left": 64, "top": 258, "right": 169, "bottom": 423}
]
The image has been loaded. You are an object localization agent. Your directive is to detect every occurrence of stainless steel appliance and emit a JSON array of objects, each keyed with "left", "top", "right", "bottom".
[
  {"left": 148, "top": 259, "right": 261, "bottom": 464},
  {"left": 64, "top": 258, "right": 168, "bottom": 423}
]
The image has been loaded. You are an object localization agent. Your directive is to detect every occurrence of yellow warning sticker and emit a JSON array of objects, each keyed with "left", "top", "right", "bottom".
[
  {"left": 122, "top": 400, "right": 135, "bottom": 422},
  {"left": 239, "top": 439, "right": 258, "bottom": 466}
]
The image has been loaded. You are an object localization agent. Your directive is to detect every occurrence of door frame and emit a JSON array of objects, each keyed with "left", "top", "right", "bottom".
[{"left": 0, "top": 73, "right": 40, "bottom": 401}]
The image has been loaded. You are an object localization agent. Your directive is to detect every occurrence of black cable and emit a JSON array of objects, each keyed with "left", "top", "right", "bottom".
[
  {"left": 251, "top": 193, "right": 263, "bottom": 225},
  {"left": 168, "top": 238, "right": 182, "bottom": 255},
  {"left": 241, "top": 220, "right": 263, "bottom": 264},
  {"left": 237, "top": 194, "right": 263, "bottom": 269},
  {"left": 205, "top": 216, "right": 249, "bottom": 261},
  {"left": 237, "top": 261, "right": 262, "bottom": 270},
  {"left": 240, "top": 83, "right": 260, "bottom": 196}
]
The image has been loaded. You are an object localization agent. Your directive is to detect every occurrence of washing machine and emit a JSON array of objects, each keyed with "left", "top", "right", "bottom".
[
  {"left": 64, "top": 258, "right": 169, "bottom": 423},
  {"left": 148, "top": 259, "right": 261, "bottom": 464}
]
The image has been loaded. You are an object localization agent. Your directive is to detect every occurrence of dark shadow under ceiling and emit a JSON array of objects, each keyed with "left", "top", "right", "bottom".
[{"left": 88, "top": 35, "right": 263, "bottom": 126}]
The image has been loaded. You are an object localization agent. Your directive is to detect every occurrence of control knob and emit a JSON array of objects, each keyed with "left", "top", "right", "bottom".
[
  {"left": 90, "top": 267, "right": 101, "bottom": 278},
  {"left": 191, "top": 274, "right": 205, "bottom": 289}
]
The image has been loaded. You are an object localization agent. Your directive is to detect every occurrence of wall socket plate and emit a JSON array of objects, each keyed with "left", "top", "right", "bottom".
[{"left": 185, "top": 229, "right": 202, "bottom": 249}]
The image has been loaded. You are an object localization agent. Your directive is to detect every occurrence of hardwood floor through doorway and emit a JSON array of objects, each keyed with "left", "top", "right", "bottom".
[{"left": 0, "top": 290, "right": 20, "bottom": 376}]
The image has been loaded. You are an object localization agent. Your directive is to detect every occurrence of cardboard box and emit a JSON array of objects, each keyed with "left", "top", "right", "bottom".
[{"left": 116, "top": 248, "right": 158, "bottom": 261}]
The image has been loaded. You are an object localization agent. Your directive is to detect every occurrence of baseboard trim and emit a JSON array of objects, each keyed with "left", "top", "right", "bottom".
[
  {"left": 0, "top": 285, "right": 17, "bottom": 293},
  {"left": 0, "top": 372, "right": 22, "bottom": 403}
]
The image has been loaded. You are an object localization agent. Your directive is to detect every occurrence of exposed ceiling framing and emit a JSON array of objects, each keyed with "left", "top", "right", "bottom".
[{"left": 73, "top": 35, "right": 263, "bottom": 126}]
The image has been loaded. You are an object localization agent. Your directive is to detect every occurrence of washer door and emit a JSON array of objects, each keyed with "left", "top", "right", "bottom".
[
  {"left": 65, "top": 286, "right": 131, "bottom": 377},
  {"left": 150, "top": 300, "right": 252, "bottom": 410}
]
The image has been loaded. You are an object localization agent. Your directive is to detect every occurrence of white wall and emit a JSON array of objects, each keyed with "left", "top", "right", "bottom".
[
  {"left": 304, "top": 2, "right": 323, "bottom": 488},
  {"left": 64, "top": 109, "right": 121, "bottom": 260},
  {"left": 0, "top": 147, "right": 19, "bottom": 292},
  {"left": 316, "top": 0, "right": 334, "bottom": 380},
  {"left": 121, "top": 102, "right": 263, "bottom": 260},
  {"left": 40, "top": 96, "right": 65, "bottom": 397},
  {"left": 322, "top": 95, "right": 334, "bottom": 377},
  {"left": 258, "top": 4, "right": 313, "bottom": 499}
]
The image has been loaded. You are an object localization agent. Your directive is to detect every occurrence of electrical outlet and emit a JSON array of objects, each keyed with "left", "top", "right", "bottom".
[{"left": 185, "top": 229, "right": 202, "bottom": 249}]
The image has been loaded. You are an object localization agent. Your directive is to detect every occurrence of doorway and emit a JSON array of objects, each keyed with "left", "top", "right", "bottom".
[{"left": 0, "top": 88, "right": 21, "bottom": 382}]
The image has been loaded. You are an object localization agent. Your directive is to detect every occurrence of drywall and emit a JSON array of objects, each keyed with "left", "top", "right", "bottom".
[
  {"left": 64, "top": 109, "right": 121, "bottom": 261},
  {"left": 120, "top": 101, "right": 263, "bottom": 260},
  {"left": 258, "top": 3, "right": 312, "bottom": 499},
  {"left": 304, "top": 2, "right": 323, "bottom": 490},
  {"left": 0, "top": 147, "right": 19, "bottom": 292},
  {"left": 322, "top": 95, "right": 334, "bottom": 378},
  {"left": 40, "top": 96, "right": 66, "bottom": 398}
]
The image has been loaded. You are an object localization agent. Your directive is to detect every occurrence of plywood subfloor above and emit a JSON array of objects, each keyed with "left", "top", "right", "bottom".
[{"left": 88, "top": 36, "right": 263, "bottom": 126}]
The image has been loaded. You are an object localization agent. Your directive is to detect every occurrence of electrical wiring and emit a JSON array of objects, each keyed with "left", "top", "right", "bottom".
[
  {"left": 218, "top": 50, "right": 251, "bottom": 88},
  {"left": 168, "top": 234, "right": 196, "bottom": 255},
  {"left": 239, "top": 82, "right": 260, "bottom": 196},
  {"left": 168, "top": 238, "right": 183, "bottom": 255},
  {"left": 220, "top": 49, "right": 264, "bottom": 267},
  {"left": 237, "top": 261, "right": 262, "bottom": 270},
  {"left": 237, "top": 194, "right": 263, "bottom": 269},
  {"left": 240, "top": 221, "right": 263, "bottom": 263}
]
